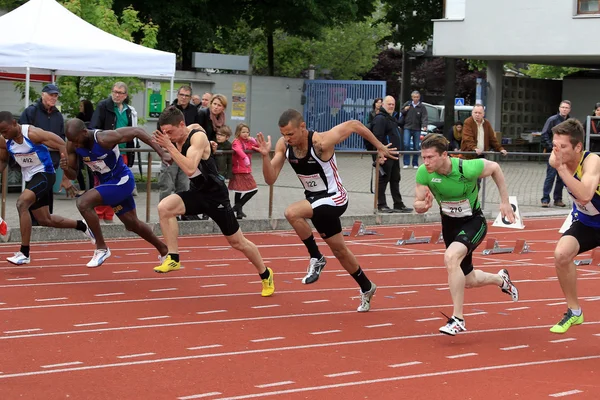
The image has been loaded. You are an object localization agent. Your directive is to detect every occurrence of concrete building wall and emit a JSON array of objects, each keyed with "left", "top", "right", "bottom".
[{"left": 562, "top": 77, "right": 600, "bottom": 122}]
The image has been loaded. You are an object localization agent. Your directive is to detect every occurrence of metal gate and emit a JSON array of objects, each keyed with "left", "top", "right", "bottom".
[{"left": 303, "top": 80, "right": 386, "bottom": 150}]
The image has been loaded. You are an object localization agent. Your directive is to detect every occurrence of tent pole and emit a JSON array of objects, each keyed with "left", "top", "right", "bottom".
[
  {"left": 23, "top": 67, "right": 31, "bottom": 192},
  {"left": 51, "top": 70, "right": 56, "bottom": 84},
  {"left": 169, "top": 76, "right": 174, "bottom": 104}
]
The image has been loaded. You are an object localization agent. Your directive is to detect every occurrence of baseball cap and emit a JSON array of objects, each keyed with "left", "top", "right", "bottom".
[{"left": 42, "top": 84, "right": 60, "bottom": 94}]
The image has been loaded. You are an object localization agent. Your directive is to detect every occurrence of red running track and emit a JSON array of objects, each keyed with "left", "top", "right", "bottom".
[{"left": 1, "top": 217, "right": 599, "bottom": 399}]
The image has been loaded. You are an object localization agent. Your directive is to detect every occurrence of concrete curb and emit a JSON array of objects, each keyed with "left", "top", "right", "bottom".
[{"left": 1, "top": 209, "right": 565, "bottom": 243}]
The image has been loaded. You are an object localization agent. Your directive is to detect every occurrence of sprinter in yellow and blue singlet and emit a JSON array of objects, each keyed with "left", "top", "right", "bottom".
[{"left": 548, "top": 118, "right": 600, "bottom": 334}]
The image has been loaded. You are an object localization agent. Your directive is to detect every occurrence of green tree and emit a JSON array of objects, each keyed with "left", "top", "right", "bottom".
[
  {"left": 0, "top": 0, "right": 158, "bottom": 117},
  {"left": 381, "top": 0, "right": 443, "bottom": 49},
  {"left": 520, "top": 64, "right": 582, "bottom": 79}
]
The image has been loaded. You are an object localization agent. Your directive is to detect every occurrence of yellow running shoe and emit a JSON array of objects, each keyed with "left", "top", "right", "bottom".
[
  {"left": 261, "top": 267, "right": 275, "bottom": 297},
  {"left": 550, "top": 309, "right": 584, "bottom": 334},
  {"left": 153, "top": 255, "right": 181, "bottom": 273}
]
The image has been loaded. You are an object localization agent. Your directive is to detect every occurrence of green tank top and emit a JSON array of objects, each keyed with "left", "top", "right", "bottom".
[{"left": 416, "top": 157, "right": 484, "bottom": 217}]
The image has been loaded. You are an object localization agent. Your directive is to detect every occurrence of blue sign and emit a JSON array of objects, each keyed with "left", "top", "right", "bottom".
[{"left": 455, "top": 98, "right": 465, "bottom": 106}]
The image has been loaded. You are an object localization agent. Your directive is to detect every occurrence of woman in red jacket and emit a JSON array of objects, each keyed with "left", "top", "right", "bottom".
[{"left": 229, "top": 123, "right": 258, "bottom": 219}]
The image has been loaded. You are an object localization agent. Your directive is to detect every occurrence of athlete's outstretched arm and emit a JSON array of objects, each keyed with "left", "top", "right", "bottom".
[
  {"left": 98, "top": 127, "right": 167, "bottom": 161},
  {"left": 28, "top": 128, "right": 67, "bottom": 155},
  {"left": 480, "top": 159, "right": 515, "bottom": 223},
  {"left": 155, "top": 131, "right": 205, "bottom": 177},
  {"left": 320, "top": 120, "right": 398, "bottom": 161},
  {"left": 61, "top": 141, "right": 80, "bottom": 181},
  {"left": 254, "top": 133, "right": 286, "bottom": 185}
]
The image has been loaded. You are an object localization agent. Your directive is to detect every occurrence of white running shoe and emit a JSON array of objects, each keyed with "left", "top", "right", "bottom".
[
  {"left": 357, "top": 282, "right": 377, "bottom": 312},
  {"left": 82, "top": 221, "right": 96, "bottom": 244},
  {"left": 158, "top": 254, "right": 167, "bottom": 264},
  {"left": 498, "top": 269, "right": 519, "bottom": 302},
  {"left": 439, "top": 316, "right": 466, "bottom": 336},
  {"left": 7, "top": 252, "right": 30, "bottom": 265},
  {"left": 86, "top": 248, "right": 111, "bottom": 268},
  {"left": 302, "top": 256, "right": 327, "bottom": 284}
]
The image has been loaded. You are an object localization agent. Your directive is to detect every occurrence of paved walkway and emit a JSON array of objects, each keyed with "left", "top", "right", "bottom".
[{"left": 0, "top": 154, "right": 569, "bottom": 242}]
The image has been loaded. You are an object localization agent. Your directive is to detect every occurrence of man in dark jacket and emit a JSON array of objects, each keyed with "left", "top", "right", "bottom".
[
  {"left": 371, "top": 96, "right": 412, "bottom": 213},
  {"left": 19, "top": 84, "right": 69, "bottom": 215},
  {"left": 400, "top": 91, "right": 428, "bottom": 168},
  {"left": 540, "top": 100, "right": 571, "bottom": 208}
]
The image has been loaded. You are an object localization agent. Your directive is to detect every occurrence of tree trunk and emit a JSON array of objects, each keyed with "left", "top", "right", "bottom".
[{"left": 400, "top": 47, "right": 411, "bottom": 106}]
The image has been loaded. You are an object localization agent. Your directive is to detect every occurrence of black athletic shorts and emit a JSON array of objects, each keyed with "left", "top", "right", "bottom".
[
  {"left": 563, "top": 220, "right": 600, "bottom": 254},
  {"left": 177, "top": 185, "right": 239, "bottom": 236},
  {"left": 26, "top": 172, "right": 55, "bottom": 211},
  {"left": 441, "top": 210, "right": 487, "bottom": 275},
  {"left": 308, "top": 192, "right": 348, "bottom": 239}
]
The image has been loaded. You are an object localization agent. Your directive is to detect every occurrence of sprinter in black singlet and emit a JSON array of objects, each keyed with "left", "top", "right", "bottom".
[
  {"left": 255, "top": 109, "right": 397, "bottom": 312},
  {"left": 153, "top": 107, "right": 274, "bottom": 297}
]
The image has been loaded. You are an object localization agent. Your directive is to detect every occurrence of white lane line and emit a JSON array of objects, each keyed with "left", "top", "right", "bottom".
[
  {"left": 61, "top": 273, "right": 89, "bottom": 277},
  {"left": 116, "top": 353, "right": 156, "bottom": 359},
  {"left": 463, "top": 311, "right": 487, "bottom": 317},
  {"left": 113, "top": 270, "right": 138, "bottom": 274},
  {"left": 41, "top": 361, "right": 83, "bottom": 369},
  {"left": 325, "top": 371, "right": 360, "bottom": 378},
  {"left": 201, "top": 284, "right": 227, "bottom": 288},
  {"left": 500, "top": 345, "right": 529, "bottom": 351},
  {"left": 251, "top": 304, "right": 280, "bottom": 309},
  {"left": 506, "top": 307, "right": 529, "bottom": 311},
  {"left": 310, "top": 330, "right": 341, "bottom": 335},
  {"left": 446, "top": 353, "right": 478, "bottom": 359},
  {"left": 250, "top": 337, "right": 284, "bottom": 343},
  {"left": 416, "top": 317, "right": 442, "bottom": 322},
  {"left": 150, "top": 288, "right": 178, "bottom": 292},
  {"left": 255, "top": 381, "right": 294, "bottom": 389},
  {"left": 137, "top": 316, "right": 170, "bottom": 321},
  {"left": 206, "top": 264, "right": 229, "bottom": 267},
  {"left": 6, "top": 277, "right": 35, "bottom": 281},
  {"left": 549, "top": 338, "right": 577, "bottom": 343},
  {"left": 303, "top": 300, "right": 329, "bottom": 304},
  {"left": 394, "top": 291, "right": 418, "bottom": 295},
  {"left": 126, "top": 253, "right": 149, "bottom": 256},
  {"left": 73, "top": 322, "right": 108, "bottom": 327},
  {"left": 37, "top": 258, "right": 59, "bottom": 261},
  {"left": 549, "top": 390, "right": 583, "bottom": 397},
  {"left": 365, "top": 323, "right": 393, "bottom": 329},
  {"left": 196, "top": 310, "right": 227, "bottom": 315},
  {"left": 94, "top": 292, "right": 125, "bottom": 297},
  {"left": 335, "top": 274, "right": 346, "bottom": 277},
  {"left": 35, "top": 297, "right": 67, "bottom": 302},
  {"left": 178, "top": 393, "right": 222, "bottom": 400},
  {"left": 376, "top": 270, "right": 396, "bottom": 274},
  {"left": 187, "top": 344, "right": 223, "bottom": 351},
  {"left": 436, "top": 287, "right": 449, "bottom": 291},
  {"left": 388, "top": 361, "right": 422, "bottom": 368},
  {"left": 546, "top": 302, "right": 565, "bottom": 306},
  {"left": 3, "top": 328, "right": 41, "bottom": 334}
]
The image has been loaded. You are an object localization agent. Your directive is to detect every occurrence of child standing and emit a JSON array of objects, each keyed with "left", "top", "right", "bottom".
[
  {"left": 215, "top": 126, "right": 233, "bottom": 180},
  {"left": 229, "top": 123, "right": 258, "bottom": 219}
]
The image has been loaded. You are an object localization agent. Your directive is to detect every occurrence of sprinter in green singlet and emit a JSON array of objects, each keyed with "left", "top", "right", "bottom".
[{"left": 414, "top": 134, "right": 520, "bottom": 336}]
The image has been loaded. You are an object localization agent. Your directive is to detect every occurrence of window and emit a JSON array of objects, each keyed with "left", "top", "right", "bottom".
[{"left": 578, "top": 0, "right": 600, "bottom": 14}]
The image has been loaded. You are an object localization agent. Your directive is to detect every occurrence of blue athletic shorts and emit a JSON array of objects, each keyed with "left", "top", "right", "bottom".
[{"left": 95, "top": 170, "right": 136, "bottom": 216}]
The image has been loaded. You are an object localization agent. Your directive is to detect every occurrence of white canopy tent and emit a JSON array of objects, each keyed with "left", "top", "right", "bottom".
[{"left": 0, "top": 0, "right": 176, "bottom": 105}]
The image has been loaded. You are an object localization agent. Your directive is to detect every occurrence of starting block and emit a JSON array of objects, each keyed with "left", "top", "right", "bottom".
[
  {"left": 343, "top": 220, "right": 379, "bottom": 237},
  {"left": 482, "top": 238, "right": 529, "bottom": 255},
  {"left": 396, "top": 230, "right": 443, "bottom": 246},
  {"left": 574, "top": 249, "right": 600, "bottom": 266}
]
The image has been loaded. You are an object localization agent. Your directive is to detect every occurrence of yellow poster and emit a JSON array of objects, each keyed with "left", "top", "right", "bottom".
[{"left": 231, "top": 82, "right": 247, "bottom": 120}]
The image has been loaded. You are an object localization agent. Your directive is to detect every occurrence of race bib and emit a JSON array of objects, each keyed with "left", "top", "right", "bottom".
[
  {"left": 441, "top": 199, "right": 472, "bottom": 218},
  {"left": 298, "top": 173, "right": 326, "bottom": 192},
  {"left": 574, "top": 200, "right": 599, "bottom": 216},
  {"left": 85, "top": 160, "right": 111, "bottom": 174},
  {"left": 14, "top": 152, "right": 41, "bottom": 168}
]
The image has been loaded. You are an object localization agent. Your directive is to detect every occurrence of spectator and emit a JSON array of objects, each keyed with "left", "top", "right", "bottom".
[
  {"left": 19, "top": 83, "right": 66, "bottom": 218},
  {"left": 215, "top": 125, "right": 233, "bottom": 180},
  {"left": 540, "top": 100, "right": 570, "bottom": 208},
  {"left": 191, "top": 94, "right": 202, "bottom": 108},
  {"left": 198, "top": 94, "right": 227, "bottom": 142},
  {"left": 400, "top": 91, "right": 428, "bottom": 168},
  {"left": 449, "top": 121, "right": 463, "bottom": 151},
  {"left": 200, "top": 92, "right": 212, "bottom": 110},
  {"left": 229, "top": 123, "right": 258, "bottom": 219},
  {"left": 460, "top": 104, "right": 507, "bottom": 159},
  {"left": 90, "top": 81, "right": 139, "bottom": 221},
  {"left": 589, "top": 102, "right": 600, "bottom": 152},
  {"left": 366, "top": 97, "right": 383, "bottom": 127},
  {"left": 371, "top": 95, "right": 412, "bottom": 213},
  {"left": 75, "top": 99, "right": 95, "bottom": 194}
]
